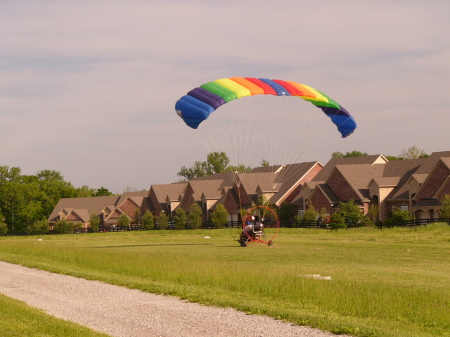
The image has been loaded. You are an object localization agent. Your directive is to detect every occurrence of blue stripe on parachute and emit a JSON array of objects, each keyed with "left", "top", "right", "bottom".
[
  {"left": 258, "top": 79, "right": 291, "bottom": 96},
  {"left": 175, "top": 95, "right": 214, "bottom": 129}
]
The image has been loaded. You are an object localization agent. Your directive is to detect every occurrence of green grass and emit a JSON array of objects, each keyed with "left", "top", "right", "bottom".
[
  {"left": 1, "top": 225, "right": 449, "bottom": 337},
  {"left": 0, "top": 293, "right": 108, "bottom": 337}
]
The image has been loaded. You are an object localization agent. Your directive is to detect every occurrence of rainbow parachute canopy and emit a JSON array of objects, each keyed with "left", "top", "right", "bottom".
[{"left": 175, "top": 77, "right": 357, "bottom": 138}]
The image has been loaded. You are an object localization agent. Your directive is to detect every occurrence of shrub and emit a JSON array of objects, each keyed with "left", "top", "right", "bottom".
[
  {"left": 301, "top": 205, "right": 318, "bottom": 224},
  {"left": 339, "top": 200, "right": 364, "bottom": 228},
  {"left": 54, "top": 219, "right": 75, "bottom": 234},
  {"left": 211, "top": 204, "right": 228, "bottom": 228},
  {"left": 156, "top": 213, "right": 168, "bottom": 229},
  {"left": 173, "top": 208, "right": 187, "bottom": 229},
  {"left": 329, "top": 212, "right": 346, "bottom": 230},
  {"left": 23, "top": 219, "right": 49, "bottom": 235},
  {"left": 141, "top": 211, "right": 154, "bottom": 230},
  {"left": 439, "top": 194, "right": 450, "bottom": 219},
  {"left": 89, "top": 213, "right": 100, "bottom": 233},
  {"left": 0, "top": 221, "right": 7, "bottom": 235},
  {"left": 385, "top": 207, "right": 412, "bottom": 227},
  {"left": 188, "top": 204, "right": 203, "bottom": 229},
  {"left": 118, "top": 214, "right": 130, "bottom": 228}
]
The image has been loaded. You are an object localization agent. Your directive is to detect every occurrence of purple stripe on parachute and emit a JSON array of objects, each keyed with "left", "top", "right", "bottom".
[{"left": 188, "top": 87, "right": 225, "bottom": 110}]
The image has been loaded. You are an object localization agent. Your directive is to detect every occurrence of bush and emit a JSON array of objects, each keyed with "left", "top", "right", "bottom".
[
  {"left": 301, "top": 205, "right": 318, "bottom": 224},
  {"left": 339, "top": 200, "right": 364, "bottom": 228},
  {"left": 211, "top": 204, "right": 228, "bottom": 228},
  {"left": 141, "top": 211, "right": 154, "bottom": 230},
  {"left": 173, "top": 208, "right": 187, "bottom": 229},
  {"left": 54, "top": 219, "right": 75, "bottom": 234},
  {"left": 89, "top": 213, "right": 100, "bottom": 233},
  {"left": 118, "top": 214, "right": 130, "bottom": 228},
  {"left": 0, "top": 221, "right": 8, "bottom": 235},
  {"left": 439, "top": 194, "right": 450, "bottom": 219},
  {"left": 385, "top": 207, "right": 412, "bottom": 227},
  {"left": 329, "top": 212, "right": 346, "bottom": 230},
  {"left": 23, "top": 220, "right": 49, "bottom": 235},
  {"left": 156, "top": 213, "right": 168, "bottom": 229},
  {"left": 188, "top": 204, "right": 203, "bottom": 229}
]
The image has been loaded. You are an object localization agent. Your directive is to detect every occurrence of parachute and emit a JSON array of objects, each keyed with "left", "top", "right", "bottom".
[{"left": 175, "top": 77, "right": 357, "bottom": 138}]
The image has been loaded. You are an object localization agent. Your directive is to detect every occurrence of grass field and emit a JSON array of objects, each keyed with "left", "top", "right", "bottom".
[
  {"left": 0, "top": 293, "right": 108, "bottom": 337},
  {"left": 0, "top": 225, "right": 449, "bottom": 337}
]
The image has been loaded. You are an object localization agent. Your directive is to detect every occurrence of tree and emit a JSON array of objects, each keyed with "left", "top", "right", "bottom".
[
  {"left": 188, "top": 203, "right": 203, "bottom": 229},
  {"left": 225, "top": 164, "right": 252, "bottom": 173},
  {"left": 205, "top": 152, "right": 230, "bottom": 175},
  {"left": 0, "top": 213, "right": 7, "bottom": 235},
  {"left": 23, "top": 219, "right": 49, "bottom": 235},
  {"left": 90, "top": 213, "right": 100, "bottom": 233},
  {"left": 260, "top": 159, "right": 270, "bottom": 167},
  {"left": 93, "top": 187, "right": 113, "bottom": 197},
  {"left": 368, "top": 204, "right": 379, "bottom": 226},
  {"left": 399, "top": 145, "right": 428, "bottom": 159},
  {"left": 156, "top": 213, "right": 168, "bottom": 229},
  {"left": 118, "top": 213, "right": 130, "bottom": 228},
  {"left": 133, "top": 207, "right": 140, "bottom": 225},
  {"left": 177, "top": 152, "right": 233, "bottom": 181},
  {"left": 385, "top": 155, "right": 403, "bottom": 161},
  {"left": 338, "top": 199, "right": 364, "bottom": 228},
  {"left": 173, "top": 208, "right": 187, "bottom": 229},
  {"left": 278, "top": 202, "right": 294, "bottom": 226},
  {"left": 332, "top": 151, "right": 368, "bottom": 159},
  {"left": 211, "top": 204, "right": 229, "bottom": 228},
  {"left": 177, "top": 161, "right": 208, "bottom": 181},
  {"left": 141, "top": 211, "right": 154, "bottom": 230},
  {"left": 439, "top": 194, "right": 450, "bottom": 219}
]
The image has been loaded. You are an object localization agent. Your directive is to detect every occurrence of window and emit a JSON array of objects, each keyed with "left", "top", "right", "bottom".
[
  {"left": 298, "top": 209, "right": 305, "bottom": 218},
  {"left": 401, "top": 204, "right": 408, "bottom": 212}
]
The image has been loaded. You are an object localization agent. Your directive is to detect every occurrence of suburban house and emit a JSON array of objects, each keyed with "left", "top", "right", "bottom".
[
  {"left": 48, "top": 191, "right": 149, "bottom": 229},
  {"left": 48, "top": 152, "right": 450, "bottom": 229},
  {"left": 292, "top": 151, "right": 450, "bottom": 221},
  {"left": 147, "top": 182, "right": 188, "bottom": 217}
]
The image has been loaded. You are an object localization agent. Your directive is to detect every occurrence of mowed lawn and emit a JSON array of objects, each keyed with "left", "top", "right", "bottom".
[{"left": 0, "top": 225, "right": 449, "bottom": 337}]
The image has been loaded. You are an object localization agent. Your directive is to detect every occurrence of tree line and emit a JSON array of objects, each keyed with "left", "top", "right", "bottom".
[
  {"left": 0, "top": 167, "right": 113, "bottom": 234},
  {"left": 0, "top": 145, "right": 433, "bottom": 235}
]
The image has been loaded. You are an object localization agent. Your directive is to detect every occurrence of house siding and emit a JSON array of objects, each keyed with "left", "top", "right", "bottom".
[
  {"left": 416, "top": 162, "right": 450, "bottom": 200},
  {"left": 327, "top": 169, "right": 359, "bottom": 201},
  {"left": 310, "top": 190, "right": 333, "bottom": 215}
]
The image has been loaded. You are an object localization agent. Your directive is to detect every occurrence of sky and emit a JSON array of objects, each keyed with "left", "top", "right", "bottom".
[{"left": 1, "top": 0, "right": 449, "bottom": 193}]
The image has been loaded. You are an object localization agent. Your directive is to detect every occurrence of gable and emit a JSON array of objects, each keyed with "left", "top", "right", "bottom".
[
  {"left": 327, "top": 168, "right": 360, "bottom": 201},
  {"left": 65, "top": 211, "right": 82, "bottom": 222},
  {"left": 436, "top": 177, "right": 450, "bottom": 200},
  {"left": 118, "top": 198, "right": 140, "bottom": 216},
  {"left": 415, "top": 160, "right": 450, "bottom": 200}
]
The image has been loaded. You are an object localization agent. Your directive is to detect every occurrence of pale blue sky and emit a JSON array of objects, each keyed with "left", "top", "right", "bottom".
[{"left": 1, "top": 0, "right": 449, "bottom": 193}]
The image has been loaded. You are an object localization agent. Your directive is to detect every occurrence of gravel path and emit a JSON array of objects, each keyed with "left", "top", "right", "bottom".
[{"left": 0, "top": 261, "right": 348, "bottom": 337}]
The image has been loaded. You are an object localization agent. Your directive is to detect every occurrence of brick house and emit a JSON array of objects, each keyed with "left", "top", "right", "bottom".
[
  {"left": 222, "top": 162, "right": 322, "bottom": 222},
  {"left": 48, "top": 191, "right": 148, "bottom": 229},
  {"left": 409, "top": 152, "right": 450, "bottom": 219},
  {"left": 292, "top": 152, "right": 450, "bottom": 222},
  {"left": 147, "top": 182, "right": 188, "bottom": 218}
]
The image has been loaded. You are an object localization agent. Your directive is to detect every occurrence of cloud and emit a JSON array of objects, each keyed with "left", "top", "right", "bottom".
[{"left": 1, "top": 0, "right": 449, "bottom": 192}]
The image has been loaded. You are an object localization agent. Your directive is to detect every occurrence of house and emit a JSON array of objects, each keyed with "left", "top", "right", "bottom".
[
  {"left": 48, "top": 191, "right": 148, "bottom": 229},
  {"left": 409, "top": 151, "right": 450, "bottom": 219},
  {"left": 292, "top": 152, "right": 450, "bottom": 222},
  {"left": 292, "top": 155, "right": 387, "bottom": 217},
  {"left": 147, "top": 182, "right": 188, "bottom": 218},
  {"left": 222, "top": 162, "right": 322, "bottom": 222}
]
